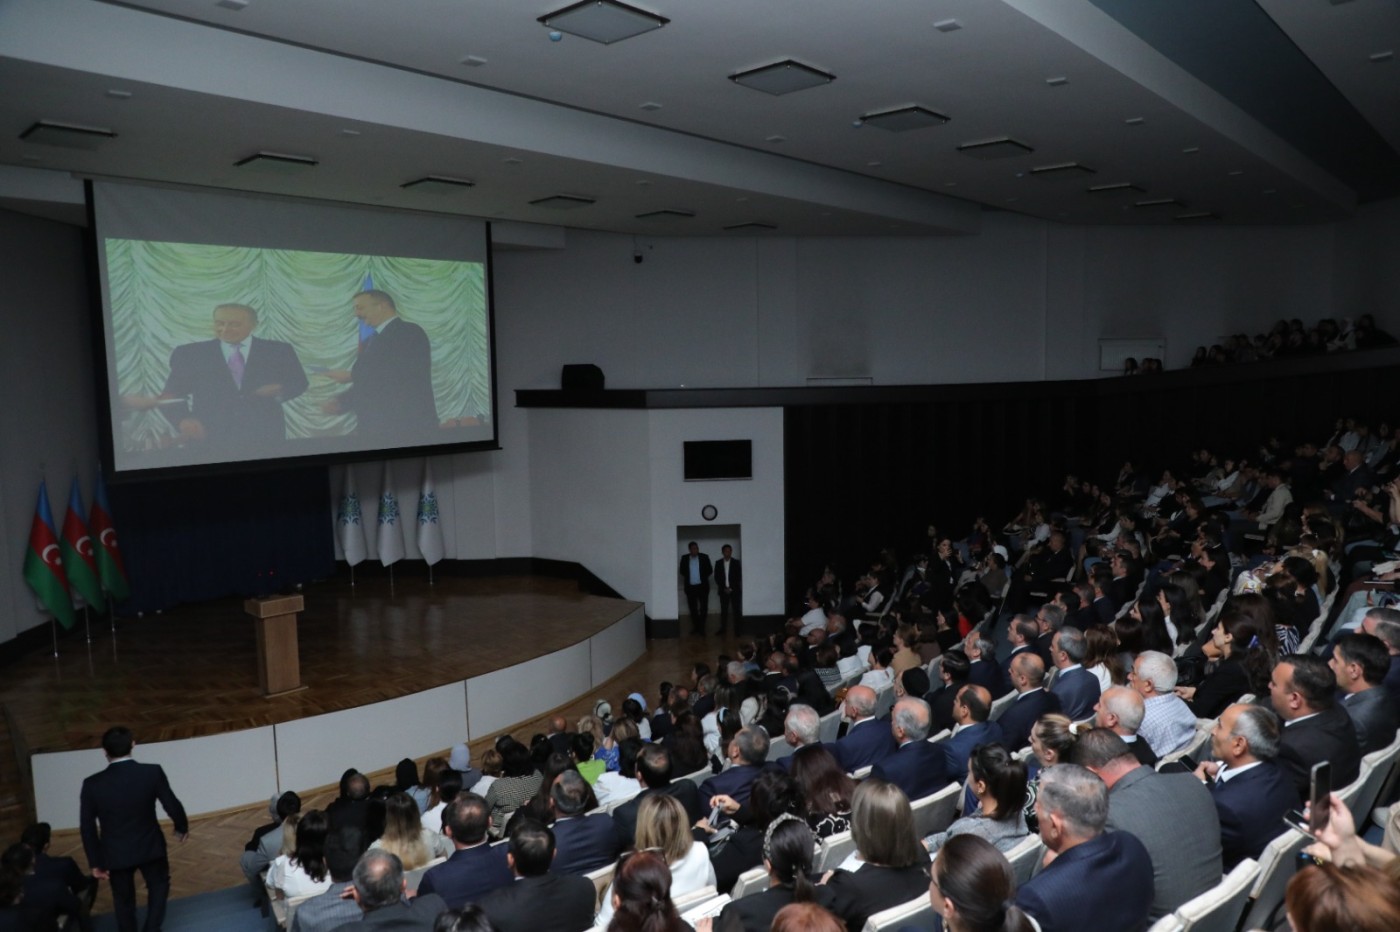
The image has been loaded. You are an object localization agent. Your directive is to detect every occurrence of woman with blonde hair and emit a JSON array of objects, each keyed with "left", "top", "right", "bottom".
[
  {"left": 820, "top": 779, "right": 930, "bottom": 931},
  {"left": 371, "top": 791, "right": 452, "bottom": 870},
  {"left": 597, "top": 794, "right": 715, "bottom": 926},
  {"left": 1022, "top": 714, "right": 1075, "bottom": 834}
]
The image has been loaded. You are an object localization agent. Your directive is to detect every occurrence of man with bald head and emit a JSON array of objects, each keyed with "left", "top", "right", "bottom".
[
  {"left": 941, "top": 685, "right": 1003, "bottom": 806},
  {"left": 832, "top": 685, "right": 897, "bottom": 772},
  {"left": 997, "top": 652, "right": 1061, "bottom": 750},
  {"left": 871, "top": 697, "right": 949, "bottom": 800},
  {"left": 1094, "top": 686, "right": 1157, "bottom": 766}
]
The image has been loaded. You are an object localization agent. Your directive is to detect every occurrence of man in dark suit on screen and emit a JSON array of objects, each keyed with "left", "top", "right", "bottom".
[
  {"left": 79, "top": 726, "right": 188, "bottom": 932},
  {"left": 322, "top": 289, "right": 437, "bottom": 441}
]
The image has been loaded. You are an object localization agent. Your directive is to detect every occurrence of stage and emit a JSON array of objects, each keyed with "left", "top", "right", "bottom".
[{"left": 0, "top": 574, "right": 646, "bottom": 831}]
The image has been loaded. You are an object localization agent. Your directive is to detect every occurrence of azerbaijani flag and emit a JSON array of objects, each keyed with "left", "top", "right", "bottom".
[
  {"left": 60, "top": 478, "right": 105, "bottom": 612},
  {"left": 358, "top": 272, "right": 377, "bottom": 347},
  {"left": 21, "top": 482, "right": 75, "bottom": 629},
  {"left": 90, "top": 468, "right": 131, "bottom": 601}
]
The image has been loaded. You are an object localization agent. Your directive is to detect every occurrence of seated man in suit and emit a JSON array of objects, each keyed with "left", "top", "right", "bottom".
[
  {"left": 1331, "top": 632, "right": 1400, "bottom": 753},
  {"left": 777, "top": 703, "right": 824, "bottom": 770},
  {"left": 924, "top": 652, "right": 966, "bottom": 734},
  {"left": 290, "top": 825, "right": 363, "bottom": 932},
  {"left": 1001, "top": 615, "right": 1039, "bottom": 683},
  {"left": 832, "top": 685, "right": 897, "bottom": 772},
  {"left": 1131, "top": 651, "right": 1198, "bottom": 757},
  {"left": 417, "top": 794, "right": 512, "bottom": 909},
  {"left": 942, "top": 685, "right": 1004, "bottom": 781},
  {"left": 1015, "top": 763, "right": 1154, "bottom": 932},
  {"left": 1192, "top": 704, "right": 1298, "bottom": 869},
  {"left": 1073, "top": 729, "right": 1221, "bottom": 921},
  {"left": 1270, "top": 654, "right": 1362, "bottom": 802},
  {"left": 331, "top": 848, "right": 445, "bottom": 931},
  {"left": 1093, "top": 686, "right": 1158, "bottom": 767},
  {"left": 1048, "top": 627, "right": 1101, "bottom": 722},
  {"left": 1033, "top": 604, "right": 1065, "bottom": 668},
  {"left": 870, "top": 697, "right": 949, "bottom": 801},
  {"left": 964, "top": 633, "right": 1009, "bottom": 699},
  {"left": 698, "top": 726, "right": 769, "bottom": 808},
  {"left": 548, "top": 770, "right": 620, "bottom": 875},
  {"left": 614, "top": 744, "right": 702, "bottom": 846},
  {"left": 20, "top": 822, "right": 96, "bottom": 914},
  {"left": 998, "top": 653, "right": 1061, "bottom": 751},
  {"left": 478, "top": 821, "right": 597, "bottom": 932}
]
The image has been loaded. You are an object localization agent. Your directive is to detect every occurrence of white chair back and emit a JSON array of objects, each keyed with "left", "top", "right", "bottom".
[
  {"left": 989, "top": 689, "right": 1017, "bottom": 722},
  {"left": 926, "top": 728, "right": 951, "bottom": 745},
  {"left": 818, "top": 709, "right": 843, "bottom": 744},
  {"left": 1241, "top": 827, "right": 1309, "bottom": 931},
  {"left": 816, "top": 829, "right": 857, "bottom": 872},
  {"left": 679, "top": 893, "right": 731, "bottom": 924},
  {"left": 1146, "top": 914, "right": 1186, "bottom": 932},
  {"left": 672, "top": 885, "right": 718, "bottom": 911},
  {"left": 850, "top": 764, "right": 873, "bottom": 781},
  {"left": 1345, "top": 729, "right": 1400, "bottom": 823},
  {"left": 1170, "top": 857, "right": 1258, "bottom": 932},
  {"left": 767, "top": 737, "right": 796, "bottom": 762},
  {"left": 1004, "top": 834, "right": 1044, "bottom": 886},
  {"left": 872, "top": 684, "right": 896, "bottom": 720},
  {"left": 283, "top": 893, "right": 316, "bottom": 930},
  {"left": 677, "top": 765, "right": 711, "bottom": 788},
  {"left": 585, "top": 861, "right": 616, "bottom": 910},
  {"left": 730, "top": 865, "right": 769, "bottom": 900},
  {"left": 403, "top": 856, "right": 445, "bottom": 892},
  {"left": 910, "top": 781, "right": 961, "bottom": 839},
  {"left": 862, "top": 893, "right": 934, "bottom": 931}
]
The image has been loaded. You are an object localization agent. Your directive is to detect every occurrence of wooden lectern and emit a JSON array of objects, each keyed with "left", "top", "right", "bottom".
[{"left": 245, "top": 594, "right": 305, "bottom": 697}]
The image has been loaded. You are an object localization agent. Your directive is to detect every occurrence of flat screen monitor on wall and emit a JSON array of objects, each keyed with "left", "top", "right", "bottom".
[
  {"left": 684, "top": 440, "right": 752, "bottom": 481},
  {"left": 89, "top": 180, "right": 497, "bottom": 476}
]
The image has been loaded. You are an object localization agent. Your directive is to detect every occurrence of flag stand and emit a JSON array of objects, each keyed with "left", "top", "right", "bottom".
[
  {"left": 83, "top": 605, "right": 91, "bottom": 643},
  {"left": 110, "top": 605, "right": 117, "bottom": 636},
  {"left": 428, "top": 564, "right": 435, "bottom": 587},
  {"left": 349, "top": 565, "right": 356, "bottom": 588},
  {"left": 50, "top": 617, "right": 59, "bottom": 658}
]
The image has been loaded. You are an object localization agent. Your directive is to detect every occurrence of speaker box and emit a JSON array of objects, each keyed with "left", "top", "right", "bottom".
[{"left": 561, "top": 363, "right": 605, "bottom": 391}]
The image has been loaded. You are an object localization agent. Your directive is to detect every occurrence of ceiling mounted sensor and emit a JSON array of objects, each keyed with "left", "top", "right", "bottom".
[
  {"left": 723, "top": 221, "right": 777, "bottom": 231},
  {"left": 858, "top": 105, "right": 950, "bottom": 132},
  {"left": 400, "top": 175, "right": 475, "bottom": 192},
  {"left": 537, "top": 0, "right": 668, "bottom": 45},
  {"left": 19, "top": 119, "right": 116, "bottom": 150},
  {"left": 529, "top": 194, "right": 596, "bottom": 209},
  {"left": 957, "top": 137, "right": 1033, "bottom": 160},
  {"left": 636, "top": 209, "right": 695, "bottom": 220},
  {"left": 1030, "top": 162, "right": 1095, "bottom": 179},
  {"left": 233, "top": 151, "right": 318, "bottom": 173},
  {"left": 730, "top": 59, "right": 835, "bottom": 95}
]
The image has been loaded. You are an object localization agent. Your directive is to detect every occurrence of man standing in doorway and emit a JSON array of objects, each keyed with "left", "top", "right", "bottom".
[
  {"left": 79, "top": 726, "right": 188, "bottom": 932},
  {"left": 679, "top": 541, "right": 712, "bottom": 635},
  {"left": 716, "top": 544, "right": 742, "bottom": 634}
]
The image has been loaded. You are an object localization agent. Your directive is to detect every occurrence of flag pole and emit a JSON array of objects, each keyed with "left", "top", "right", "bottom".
[
  {"left": 428, "top": 564, "right": 434, "bottom": 587},
  {"left": 350, "top": 564, "right": 356, "bottom": 588},
  {"left": 51, "top": 616, "right": 59, "bottom": 658},
  {"left": 389, "top": 565, "right": 395, "bottom": 592},
  {"left": 84, "top": 604, "right": 91, "bottom": 643}
]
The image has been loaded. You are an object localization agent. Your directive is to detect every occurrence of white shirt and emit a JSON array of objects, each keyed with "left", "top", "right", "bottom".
[
  {"left": 220, "top": 339, "right": 250, "bottom": 363},
  {"left": 267, "top": 855, "right": 333, "bottom": 898},
  {"left": 593, "top": 771, "right": 641, "bottom": 807},
  {"left": 797, "top": 606, "right": 827, "bottom": 636},
  {"left": 1215, "top": 761, "right": 1263, "bottom": 784},
  {"left": 594, "top": 841, "right": 715, "bottom": 928}
]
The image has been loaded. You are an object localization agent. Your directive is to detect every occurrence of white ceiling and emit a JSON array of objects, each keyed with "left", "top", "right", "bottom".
[{"left": 0, "top": 0, "right": 1396, "bottom": 235}]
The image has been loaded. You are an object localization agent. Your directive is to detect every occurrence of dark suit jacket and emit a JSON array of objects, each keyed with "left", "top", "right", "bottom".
[
  {"left": 871, "top": 739, "right": 949, "bottom": 802},
  {"left": 939, "top": 721, "right": 1004, "bottom": 781},
  {"left": 549, "top": 813, "right": 621, "bottom": 875},
  {"left": 1125, "top": 735, "right": 1158, "bottom": 767},
  {"left": 1278, "top": 705, "right": 1362, "bottom": 803},
  {"left": 417, "top": 843, "right": 513, "bottom": 909},
  {"left": 1210, "top": 761, "right": 1299, "bottom": 869},
  {"left": 1034, "top": 631, "right": 1056, "bottom": 668},
  {"left": 1002, "top": 645, "right": 1032, "bottom": 683},
  {"left": 1385, "top": 656, "right": 1400, "bottom": 705},
  {"left": 162, "top": 337, "right": 307, "bottom": 447},
  {"left": 998, "top": 689, "right": 1061, "bottom": 750},
  {"left": 715, "top": 557, "right": 742, "bottom": 591},
  {"left": 1049, "top": 666, "right": 1100, "bottom": 721},
  {"left": 833, "top": 718, "right": 898, "bottom": 772},
  {"left": 1342, "top": 686, "right": 1399, "bottom": 754},
  {"left": 1091, "top": 596, "right": 1117, "bottom": 627},
  {"left": 613, "top": 781, "right": 703, "bottom": 845},
  {"left": 967, "top": 659, "right": 1008, "bottom": 698},
  {"left": 679, "top": 553, "right": 713, "bottom": 587},
  {"left": 478, "top": 873, "right": 597, "bottom": 932},
  {"left": 1107, "top": 576, "right": 1136, "bottom": 611},
  {"left": 1106, "top": 766, "right": 1222, "bottom": 920},
  {"left": 1015, "top": 830, "right": 1154, "bottom": 932},
  {"left": 824, "top": 863, "right": 930, "bottom": 932},
  {"left": 925, "top": 684, "right": 960, "bottom": 734},
  {"left": 330, "top": 893, "right": 446, "bottom": 931},
  {"left": 79, "top": 759, "right": 188, "bottom": 871},
  {"left": 342, "top": 316, "right": 437, "bottom": 438},
  {"left": 698, "top": 763, "right": 764, "bottom": 807}
]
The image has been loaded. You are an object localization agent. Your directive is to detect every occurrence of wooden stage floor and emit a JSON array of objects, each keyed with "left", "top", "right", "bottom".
[{"left": 1, "top": 574, "right": 642, "bottom": 754}]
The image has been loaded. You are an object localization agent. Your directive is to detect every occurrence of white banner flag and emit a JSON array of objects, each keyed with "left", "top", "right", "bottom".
[
  {"left": 377, "top": 461, "right": 405, "bottom": 567},
  {"left": 417, "top": 459, "right": 445, "bottom": 567},
  {"left": 336, "top": 465, "right": 367, "bottom": 567}
]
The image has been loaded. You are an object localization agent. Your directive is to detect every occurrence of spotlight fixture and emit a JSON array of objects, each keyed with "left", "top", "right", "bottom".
[
  {"left": 956, "top": 137, "right": 1033, "bottom": 159},
  {"left": 233, "top": 151, "right": 318, "bottom": 173},
  {"left": 730, "top": 59, "right": 835, "bottom": 96},
  {"left": 857, "top": 105, "right": 949, "bottom": 132},
  {"left": 635, "top": 209, "right": 696, "bottom": 220},
  {"left": 537, "top": 0, "right": 667, "bottom": 45},
  {"left": 723, "top": 221, "right": 777, "bottom": 231},
  {"left": 19, "top": 120, "right": 116, "bottom": 150},
  {"left": 400, "top": 175, "right": 475, "bottom": 192},
  {"left": 530, "top": 194, "right": 596, "bottom": 209},
  {"left": 1029, "top": 162, "right": 1095, "bottom": 178}
]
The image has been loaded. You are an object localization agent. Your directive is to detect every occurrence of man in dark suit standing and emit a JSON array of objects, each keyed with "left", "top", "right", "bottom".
[
  {"left": 1194, "top": 704, "right": 1298, "bottom": 869},
  {"left": 478, "top": 821, "right": 596, "bottom": 932},
  {"left": 679, "top": 541, "right": 713, "bottom": 635},
  {"left": 322, "top": 289, "right": 437, "bottom": 442},
  {"left": 998, "top": 653, "right": 1061, "bottom": 751},
  {"left": 1331, "top": 633, "right": 1400, "bottom": 753},
  {"left": 79, "top": 726, "right": 188, "bottom": 932},
  {"left": 1270, "top": 654, "right": 1361, "bottom": 803},
  {"left": 871, "top": 697, "right": 949, "bottom": 801},
  {"left": 331, "top": 849, "right": 445, "bottom": 931},
  {"left": 416, "top": 795, "right": 512, "bottom": 910},
  {"left": 129, "top": 303, "right": 308, "bottom": 452},
  {"left": 715, "top": 544, "right": 742, "bottom": 633}
]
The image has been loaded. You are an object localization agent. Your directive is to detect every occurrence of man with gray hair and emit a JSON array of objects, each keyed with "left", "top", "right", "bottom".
[
  {"left": 1049, "top": 627, "right": 1100, "bottom": 721},
  {"left": 1015, "top": 764, "right": 1154, "bottom": 932},
  {"left": 833, "top": 686, "right": 897, "bottom": 771},
  {"left": 332, "top": 849, "right": 444, "bottom": 931},
  {"left": 1131, "top": 650, "right": 1197, "bottom": 757},
  {"left": 1360, "top": 606, "right": 1400, "bottom": 703},
  {"left": 1072, "top": 729, "right": 1221, "bottom": 921},
  {"left": 1193, "top": 704, "right": 1297, "bottom": 869},
  {"left": 964, "top": 632, "right": 1008, "bottom": 698},
  {"left": 776, "top": 703, "right": 823, "bottom": 771},
  {"left": 547, "top": 770, "right": 619, "bottom": 875},
  {"left": 872, "top": 696, "right": 949, "bottom": 800},
  {"left": 1034, "top": 603, "right": 1066, "bottom": 667},
  {"left": 1094, "top": 685, "right": 1157, "bottom": 766},
  {"left": 697, "top": 725, "right": 769, "bottom": 807}
]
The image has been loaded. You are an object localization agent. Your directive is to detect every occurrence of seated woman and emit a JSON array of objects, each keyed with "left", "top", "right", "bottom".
[
  {"left": 593, "top": 738, "right": 644, "bottom": 808},
  {"left": 789, "top": 745, "right": 854, "bottom": 839},
  {"left": 1022, "top": 715, "right": 1075, "bottom": 834},
  {"left": 604, "top": 849, "right": 692, "bottom": 932},
  {"left": 819, "top": 779, "right": 930, "bottom": 932},
  {"left": 267, "top": 809, "right": 333, "bottom": 899},
  {"left": 1175, "top": 595, "right": 1277, "bottom": 719},
  {"left": 484, "top": 739, "right": 543, "bottom": 838},
  {"left": 1114, "top": 597, "right": 1173, "bottom": 662},
  {"left": 701, "top": 818, "right": 837, "bottom": 932},
  {"left": 574, "top": 732, "right": 605, "bottom": 785},
  {"left": 394, "top": 758, "right": 430, "bottom": 814},
  {"left": 667, "top": 709, "right": 712, "bottom": 777},
  {"left": 371, "top": 792, "right": 452, "bottom": 870},
  {"left": 700, "top": 770, "right": 803, "bottom": 895},
  {"left": 597, "top": 794, "right": 714, "bottom": 927},
  {"left": 930, "top": 834, "right": 1037, "bottom": 932},
  {"left": 924, "top": 743, "right": 1029, "bottom": 855},
  {"left": 1157, "top": 580, "right": 1202, "bottom": 649},
  {"left": 1082, "top": 626, "right": 1126, "bottom": 693}
]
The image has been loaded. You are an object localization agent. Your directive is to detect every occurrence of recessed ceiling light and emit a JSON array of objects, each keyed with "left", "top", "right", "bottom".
[
  {"left": 233, "top": 151, "right": 317, "bottom": 173},
  {"left": 730, "top": 59, "right": 835, "bottom": 95},
  {"left": 639, "top": 101, "right": 662, "bottom": 111},
  {"left": 529, "top": 194, "right": 596, "bottom": 209},
  {"left": 858, "top": 105, "right": 950, "bottom": 132},
  {"left": 105, "top": 89, "right": 133, "bottom": 100},
  {"left": 215, "top": 0, "right": 249, "bottom": 10},
  {"left": 1045, "top": 76, "right": 1069, "bottom": 86},
  {"left": 723, "top": 221, "right": 777, "bottom": 232},
  {"left": 635, "top": 179, "right": 652, "bottom": 186},
  {"left": 401, "top": 175, "right": 475, "bottom": 192},
  {"left": 957, "top": 137, "right": 1034, "bottom": 159},
  {"left": 1134, "top": 197, "right": 1186, "bottom": 209},
  {"left": 1227, "top": 169, "right": 1244, "bottom": 176},
  {"left": 867, "top": 161, "right": 882, "bottom": 167},
  {"left": 1087, "top": 182, "right": 1146, "bottom": 195},
  {"left": 636, "top": 209, "right": 695, "bottom": 220},
  {"left": 1174, "top": 211, "right": 1220, "bottom": 222},
  {"left": 19, "top": 120, "right": 117, "bottom": 150},
  {"left": 503, "top": 157, "right": 523, "bottom": 165},
  {"left": 460, "top": 55, "right": 488, "bottom": 67},
  {"left": 1125, "top": 116, "right": 1145, "bottom": 125},
  {"left": 340, "top": 129, "right": 361, "bottom": 137},
  {"left": 1030, "top": 162, "right": 1095, "bottom": 178},
  {"left": 537, "top": 0, "right": 668, "bottom": 44},
  {"left": 1182, "top": 146, "right": 1200, "bottom": 154},
  {"left": 766, "top": 135, "right": 786, "bottom": 143},
  {"left": 944, "top": 181, "right": 957, "bottom": 187},
  {"left": 933, "top": 18, "right": 962, "bottom": 32},
  {"left": 1370, "top": 50, "right": 1394, "bottom": 62}
]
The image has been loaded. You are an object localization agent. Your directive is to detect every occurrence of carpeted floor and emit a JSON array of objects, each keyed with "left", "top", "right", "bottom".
[{"left": 92, "top": 885, "right": 269, "bottom": 932}]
